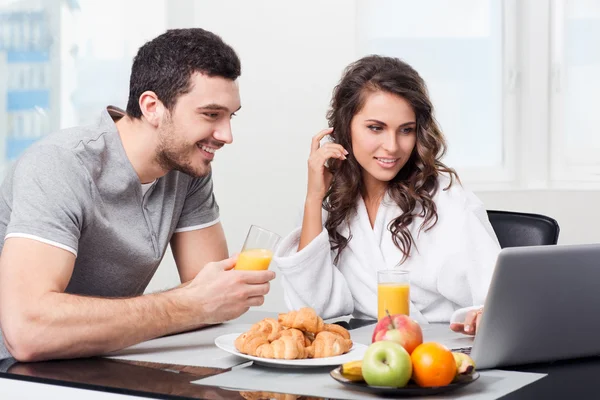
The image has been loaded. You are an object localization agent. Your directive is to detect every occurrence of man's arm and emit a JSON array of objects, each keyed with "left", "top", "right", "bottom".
[
  {"left": 0, "top": 237, "right": 273, "bottom": 362},
  {"left": 0, "top": 238, "right": 190, "bottom": 362},
  {"left": 170, "top": 222, "right": 229, "bottom": 283}
]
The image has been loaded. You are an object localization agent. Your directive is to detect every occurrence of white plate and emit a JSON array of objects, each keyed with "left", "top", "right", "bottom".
[{"left": 214, "top": 333, "right": 368, "bottom": 368}]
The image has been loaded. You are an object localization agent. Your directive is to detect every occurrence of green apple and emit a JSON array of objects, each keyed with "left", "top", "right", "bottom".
[{"left": 361, "top": 341, "right": 412, "bottom": 388}]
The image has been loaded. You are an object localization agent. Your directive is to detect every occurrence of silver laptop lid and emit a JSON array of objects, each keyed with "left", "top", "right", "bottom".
[{"left": 472, "top": 243, "right": 600, "bottom": 370}]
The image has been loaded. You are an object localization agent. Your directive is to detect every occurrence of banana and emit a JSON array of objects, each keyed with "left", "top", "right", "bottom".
[
  {"left": 340, "top": 360, "right": 365, "bottom": 382},
  {"left": 452, "top": 352, "right": 476, "bottom": 377}
]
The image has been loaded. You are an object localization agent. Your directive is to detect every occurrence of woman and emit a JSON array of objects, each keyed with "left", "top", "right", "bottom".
[{"left": 273, "top": 55, "right": 500, "bottom": 335}]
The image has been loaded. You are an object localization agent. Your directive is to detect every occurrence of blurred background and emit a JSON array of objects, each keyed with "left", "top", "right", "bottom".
[{"left": 1, "top": 0, "right": 598, "bottom": 311}]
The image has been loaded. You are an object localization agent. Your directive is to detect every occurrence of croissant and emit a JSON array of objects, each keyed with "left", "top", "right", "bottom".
[
  {"left": 274, "top": 328, "right": 313, "bottom": 347},
  {"left": 235, "top": 308, "right": 352, "bottom": 360},
  {"left": 256, "top": 335, "right": 307, "bottom": 359},
  {"left": 323, "top": 323, "right": 351, "bottom": 340},
  {"left": 278, "top": 307, "right": 325, "bottom": 334},
  {"left": 306, "top": 331, "right": 353, "bottom": 358},
  {"left": 249, "top": 317, "right": 282, "bottom": 341},
  {"left": 234, "top": 331, "right": 269, "bottom": 355}
]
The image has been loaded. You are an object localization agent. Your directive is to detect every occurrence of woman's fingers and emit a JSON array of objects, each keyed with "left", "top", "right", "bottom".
[
  {"left": 462, "top": 309, "right": 482, "bottom": 335},
  {"left": 311, "top": 128, "right": 334, "bottom": 152},
  {"left": 309, "top": 148, "right": 347, "bottom": 169},
  {"left": 320, "top": 142, "right": 348, "bottom": 155},
  {"left": 449, "top": 322, "right": 466, "bottom": 333},
  {"left": 475, "top": 309, "right": 483, "bottom": 334},
  {"left": 449, "top": 308, "right": 484, "bottom": 336}
]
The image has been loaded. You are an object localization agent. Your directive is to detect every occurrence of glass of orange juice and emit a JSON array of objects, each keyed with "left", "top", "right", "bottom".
[
  {"left": 234, "top": 225, "right": 281, "bottom": 271},
  {"left": 377, "top": 269, "right": 410, "bottom": 320}
]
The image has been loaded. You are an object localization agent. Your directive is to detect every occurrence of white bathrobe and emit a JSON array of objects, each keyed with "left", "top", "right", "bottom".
[{"left": 273, "top": 175, "right": 501, "bottom": 324}]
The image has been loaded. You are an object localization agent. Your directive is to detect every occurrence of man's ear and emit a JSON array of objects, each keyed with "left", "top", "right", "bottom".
[{"left": 138, "top": 91, "right": 164, "bottom": 127}]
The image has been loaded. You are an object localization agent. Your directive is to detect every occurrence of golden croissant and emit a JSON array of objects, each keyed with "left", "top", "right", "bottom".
[
  {"left": 323, "top": 323, "right": 351, "bottom": 339},
  {"left": 274, "top": 328, "right": 313, "bottom": 347},
  {"left": 256, "top": 335, "right": 307, "bottom": 360},
  {"left": 249, "top": 317, "right": 282, "bottom": 342},
  {"left": 307, "top": 331, "right": 353, "bottom": 358},
  {"left": 234, "top": 331, "right": 269, "bottom": 355},
  {"left": 234, "top": 307, "right": 352, "bottom": 360},
  {"left": 278, "top": 307, "right": 325, "bottom": 334}
]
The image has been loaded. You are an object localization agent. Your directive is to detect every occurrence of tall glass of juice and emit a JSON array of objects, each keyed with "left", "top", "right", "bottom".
[
  {"left": 377, "top": 269, "right": 410, "bottom": 320},
  {"left": 234, "top": 225, "right": 281, "bottom": 271}
]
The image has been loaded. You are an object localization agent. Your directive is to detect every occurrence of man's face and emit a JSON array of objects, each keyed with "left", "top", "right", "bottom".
[{"left": 155, "top": 72, "right": 241, "bottom": 178}]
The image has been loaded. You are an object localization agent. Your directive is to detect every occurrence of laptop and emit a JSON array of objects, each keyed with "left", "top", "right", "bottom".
[{"left": 446, "top": 243, "right": 600, "bottom": 370}]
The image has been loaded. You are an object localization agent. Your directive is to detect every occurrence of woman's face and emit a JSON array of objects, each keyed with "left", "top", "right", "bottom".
[{"left": 350, "top": 90, "right": 417, "bottom": 187}]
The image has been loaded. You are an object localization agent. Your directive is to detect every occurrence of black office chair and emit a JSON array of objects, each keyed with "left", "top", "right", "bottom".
[{"left": 486, "top": 210, "right": 560, "bottom": 248}]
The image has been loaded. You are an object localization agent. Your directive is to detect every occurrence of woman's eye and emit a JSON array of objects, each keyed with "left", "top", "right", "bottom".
[
  {"left": 400, "top": 127, "right": 414, "bottom": 134},
  {"left": 367, "top": 125, "right": 382, "bottom": 132}
]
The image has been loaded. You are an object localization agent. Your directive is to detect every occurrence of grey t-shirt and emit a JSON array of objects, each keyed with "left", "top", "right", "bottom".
[{"left": 0, "top": 106, "right": 220, "bottom": 359}]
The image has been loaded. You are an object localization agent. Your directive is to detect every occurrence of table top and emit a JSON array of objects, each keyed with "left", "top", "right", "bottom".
[{"left": 0, "top": 313, "right": 597, "bottom": 400}]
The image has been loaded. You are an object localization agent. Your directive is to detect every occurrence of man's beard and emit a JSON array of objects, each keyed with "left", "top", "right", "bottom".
[{"left": 155, "top": 122, "right": 211, "bottom": 178}]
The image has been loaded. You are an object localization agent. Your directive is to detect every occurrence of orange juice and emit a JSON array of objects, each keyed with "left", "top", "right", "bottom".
[
  {"left": 377, "top": 283, "right": 410, "bottom": 320},
  {"left": 234, "top": 248, "right": 274, "bottom": 271}
]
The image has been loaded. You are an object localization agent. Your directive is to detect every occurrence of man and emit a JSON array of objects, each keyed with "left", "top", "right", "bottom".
[{"left": 0, "top": 28, "right": 275, "bottom": 362}]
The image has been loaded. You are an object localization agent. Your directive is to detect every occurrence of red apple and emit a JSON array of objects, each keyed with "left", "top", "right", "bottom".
[{"left": 372, "top": 314, "right": 423, "bottom": 354}]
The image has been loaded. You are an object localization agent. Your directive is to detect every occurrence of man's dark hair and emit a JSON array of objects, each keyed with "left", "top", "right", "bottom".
[{"left": 126, "top": 28, "right": 241, "bottom": 118}]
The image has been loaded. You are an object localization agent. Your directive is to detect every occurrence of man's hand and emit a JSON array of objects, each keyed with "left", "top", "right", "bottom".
[
  {"left": 450, "top": 308, "right": 483, "bottom": 336},
  {"left": 177, "top": 255, "right": 276, "bottom": 324}
]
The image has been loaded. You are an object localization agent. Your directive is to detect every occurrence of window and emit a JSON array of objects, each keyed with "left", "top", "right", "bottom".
[
  {"left": 357, "top": 0, "right": 600, "bottom": 190},
  {"left": 68, "top": 0, "right": 167, "bottom": 126},
  {"left": 356, "top": 0, "right": 517, "bottom": 184},
  {"left": 550, "top": 0, "right": 600, "bottom": 184},
  {"left": 1, "top": 0, "right": 56, "bottom": 178},
  {"left": 0, "top": 0, "right": 167, "bottom": 178}
]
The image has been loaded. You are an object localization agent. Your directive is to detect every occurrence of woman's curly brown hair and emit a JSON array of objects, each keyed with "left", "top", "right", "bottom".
[{"left": 324, "top": 55, "right": 458, "bottom": 264}]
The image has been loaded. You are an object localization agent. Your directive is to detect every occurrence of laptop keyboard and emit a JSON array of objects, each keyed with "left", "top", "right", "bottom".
[{"left": 451, "top": 346, "right": 472, "bottom": 355}]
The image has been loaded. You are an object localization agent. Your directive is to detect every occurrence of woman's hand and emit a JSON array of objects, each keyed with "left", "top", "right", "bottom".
[
  {"left": 306, "top": 128, "right": 348, "bottom": 201},
  {"left": 449, "top": 308, "right": 483, "bottom": 336}
]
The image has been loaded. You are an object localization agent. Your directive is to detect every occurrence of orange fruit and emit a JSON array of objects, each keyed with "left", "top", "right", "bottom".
[{"left": 410, "top": 342, "right": 457, "bottom": 387}]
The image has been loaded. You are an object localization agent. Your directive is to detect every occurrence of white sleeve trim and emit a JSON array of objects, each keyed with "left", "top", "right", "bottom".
[
  {"left": 5, "top": 233, "right": 78, "bottom": 257},
  {"left": 173, "top": 217, "right": 220, "bottom": 233}
]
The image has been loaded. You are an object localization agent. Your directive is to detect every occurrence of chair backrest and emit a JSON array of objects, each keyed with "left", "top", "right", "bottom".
[{"left": 486, "top": 210, "right": 560, "bottom": 248}]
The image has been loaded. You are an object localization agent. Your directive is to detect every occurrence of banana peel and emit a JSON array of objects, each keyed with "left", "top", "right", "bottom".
[
  {"left": 452, "top": 352, "right": 476, "bottom": 380},
  {"left": 340, "top": 360, "right": 365, "bottom": 382}
]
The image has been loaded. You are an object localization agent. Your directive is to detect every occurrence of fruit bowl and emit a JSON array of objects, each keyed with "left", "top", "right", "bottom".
[{"left": 330, "top": 366, "right": 480, "bottom": 397}]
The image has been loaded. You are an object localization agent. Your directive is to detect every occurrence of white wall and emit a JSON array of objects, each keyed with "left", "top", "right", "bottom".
[{"left": 146, "top": 1, "right": 600, "bottom": 312}]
